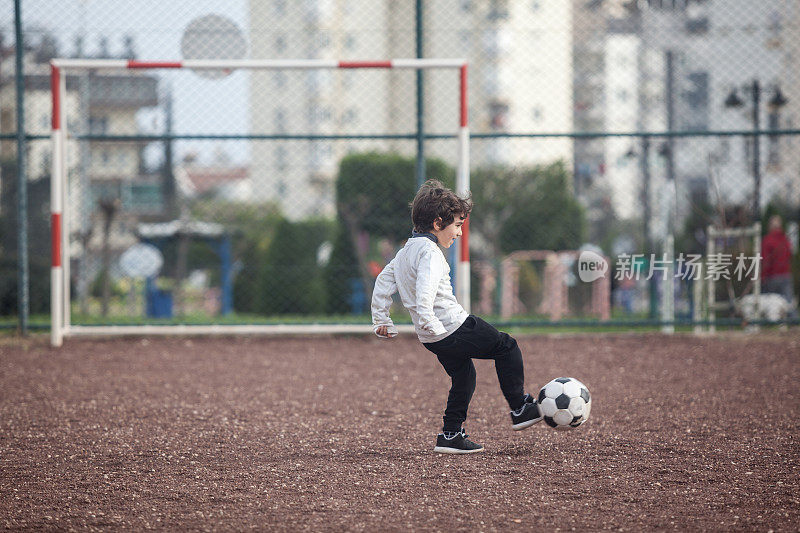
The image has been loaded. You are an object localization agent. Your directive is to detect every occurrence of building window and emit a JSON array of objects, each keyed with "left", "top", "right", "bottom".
[
  {"left": 276, "top": 35, "right": 287, "bottom": 53},
  {"left": 305, "top": 70, "right": 332, "bottom": 93},
  {"left": 276, "top": 146, "right": 287, "bottom": 171},
  {"left": 717, "top": 139, "right": 730, "bottom": 163},
  {"left": 305, "top": 71, "right": 322, "bottom": 92},
  {"left": 489, "top": 100, "right": 509, "bottom": 130},
  {"left": 686, "top": 17, "right": 709, "bottom": 34},
  {"left": 488, "top": 0, "right": 509, "bottom": 21},
  {"left": 309, "top": 142, "right": 332, "bottom": 171},
  {"left": 459, "top": 31, "right": 471, "bottom": 51},
  {"left": 318, "top": 31, "right": 331, "bottom": 49},
  {"left": 680, "top": 71, "right": 709, "bottom": 131},
  {"left": 89, "top": 116, "right": 108, "bottom": 134},
  {"left": 91, "top": 181, "right": 121, "bottom": 205},
  {"left": 483, "top": 68, "right": 499, "bottom": 95},
  {"left": 342, "top": 71, "right": 357, "bottom": 90},
  {"left": 275, "top": 108, "right": 287, "bottom": 133},
  {"left": 41, "top": 152, "right": 51, "bottom": 177},
  {"left": 320, "top": 107, "right": 332, "bottom": 122},
  {"left": 341, "top": 108, "right": 358, "bottom": 125}
]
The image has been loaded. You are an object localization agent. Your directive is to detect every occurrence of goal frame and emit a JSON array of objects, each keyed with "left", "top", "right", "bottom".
[
  {"left": 699, "top": 223, "right": 762, "bottom": 333},
  {"left": 49, "top": 58, "right": 470, "bottom": 346}
]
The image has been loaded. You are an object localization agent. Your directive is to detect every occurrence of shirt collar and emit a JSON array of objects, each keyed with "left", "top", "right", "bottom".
[{"left": 411, "top": 230, "right": 439, "bottom": 244}]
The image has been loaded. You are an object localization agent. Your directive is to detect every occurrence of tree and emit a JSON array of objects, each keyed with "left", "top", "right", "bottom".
[
  {"left": 323, "top": 220, "right": 359, "bottom": 314},
  {"left": 189, "top": 199, "right": 284, "bottom": 313},
  {"left": 335, "top": 152, "right": 455, "bottom": 242},
  {"left": 330, "top": 152, "right": 454, "bottom": 311},
  {"left": 676, "top": 193, "right": 715, "bottom": 256},
  {"left": 0, "top": 160, "right": 51, "bottom": 316},
  {"left": 256, "top": 219, "right": 334, "bottom": 315},
  {"left": 97, "top": 197, "right": 121, "bottom": 317},
  {"left": 470, "top": 161, "right": 586, "bottom": 255}
]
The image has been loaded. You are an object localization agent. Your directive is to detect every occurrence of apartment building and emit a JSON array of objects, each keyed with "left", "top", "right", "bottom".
[{"left": 248, "top": 0, "right": 574, "bottom": 219}]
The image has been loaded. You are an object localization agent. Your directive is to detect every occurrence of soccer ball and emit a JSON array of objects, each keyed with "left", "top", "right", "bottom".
[{"left": 537, "top": 377, "right": 591, "bottom": 430}]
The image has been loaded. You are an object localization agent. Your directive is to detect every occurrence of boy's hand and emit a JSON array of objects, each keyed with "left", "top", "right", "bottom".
[{"left": 375, "top": 325, "right": 396, "bottom": 338}]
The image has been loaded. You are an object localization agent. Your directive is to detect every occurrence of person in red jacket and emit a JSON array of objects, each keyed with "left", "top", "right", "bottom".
[{"left": 762, "top": 215, "right": 796, "bottom": 316}]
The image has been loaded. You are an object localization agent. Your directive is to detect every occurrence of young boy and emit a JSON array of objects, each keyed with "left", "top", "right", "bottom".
[{"left": 371, "top": 179, "right": 542, "bottom": 454}]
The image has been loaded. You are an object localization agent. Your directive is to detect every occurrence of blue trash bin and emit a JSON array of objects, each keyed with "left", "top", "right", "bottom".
[{"left": 145, "top": 278, "right": 173, "bottom": 318}]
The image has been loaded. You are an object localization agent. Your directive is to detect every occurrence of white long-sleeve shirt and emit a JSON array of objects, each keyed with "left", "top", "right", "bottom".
[{"left": 371, "top": 236, "right": 468, "bottom": 343}]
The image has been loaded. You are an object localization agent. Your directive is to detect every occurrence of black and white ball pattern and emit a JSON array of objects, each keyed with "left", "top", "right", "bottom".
[{"left": 537, "top": 377, "right": 591, "bottom": 429}]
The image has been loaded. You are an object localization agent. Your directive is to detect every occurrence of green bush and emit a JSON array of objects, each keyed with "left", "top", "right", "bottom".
[
  {"left": 335, "top": 151, "right": 455, "bottom": 243},
  {"left": 256, "top": 219, "right": 334, "bottom": 315},
  {"left": 471, "top": 161, "right": 586, "bottom": 255},
  {"left": 324, "top": 220, "right": 359, "bottom": 314},
  {"left": 328, "top": 152, "right": 456, "bottom": 313},
  {"left": 0, "top": 255, "right": 51, "bottom": 316},
  {"left": 0, "top": 161, "right": 52, "bottom": 316},
  {"left": 189, "top": 200, "right": 284, "bottom": 314}
]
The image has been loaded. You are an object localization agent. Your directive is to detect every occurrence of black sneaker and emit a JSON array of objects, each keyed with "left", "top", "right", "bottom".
[
  {"left": 510, "top": 397, "right": 543, "bottom": 431},
  {"left": 523, "top": 393, "right": 535, "bottom": 405},
  {"left": 433, "top": 429, "right": 484, "bottom": 454}
]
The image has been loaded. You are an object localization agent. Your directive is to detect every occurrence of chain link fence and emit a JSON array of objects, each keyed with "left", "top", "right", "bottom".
[{"left": 1, "top": 0, "right": 799, "bottom": 330}]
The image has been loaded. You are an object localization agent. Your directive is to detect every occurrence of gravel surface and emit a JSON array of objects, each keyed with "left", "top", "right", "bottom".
[{"left": 1, "top": 332, "right": 798, "bottom": 531}]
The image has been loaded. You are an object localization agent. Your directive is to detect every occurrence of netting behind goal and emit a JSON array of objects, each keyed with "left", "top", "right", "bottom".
[
  {"left": 49, "top": 59, "right": 468, "bottom": 345},
  {"left": 698, "top": 224, "right": 763, "bottom": 331}
]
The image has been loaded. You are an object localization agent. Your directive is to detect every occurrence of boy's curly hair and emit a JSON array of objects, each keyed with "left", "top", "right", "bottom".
[{"left": 410, "top": 179, "right": 473, "bottom": 232}]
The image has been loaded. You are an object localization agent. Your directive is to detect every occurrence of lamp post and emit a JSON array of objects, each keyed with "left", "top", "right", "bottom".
[
  {"left": 624, "top": 137, "right": 652, "bottom": 258},
  {"left": 625, "top": 137, "right": 658, "bottom": 319},
  {"left": 724, "top": 80, "right": 788, "bottom": 221}
]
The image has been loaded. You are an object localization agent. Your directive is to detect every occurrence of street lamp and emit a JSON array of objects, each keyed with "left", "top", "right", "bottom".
[
  {"left": 724, "top": 80, "right": 788, "bottom": 220},
  {"left": 624, "top": 137, "right": 658, "bottom": 319}
]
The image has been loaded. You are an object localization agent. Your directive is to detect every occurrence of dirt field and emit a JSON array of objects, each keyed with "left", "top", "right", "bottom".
[{"left": 1, "top": 331, "right": 798, "bottom": 531}]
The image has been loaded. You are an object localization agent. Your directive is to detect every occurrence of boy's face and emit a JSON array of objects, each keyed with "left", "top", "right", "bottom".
[{"left": 431, "top": 215, "right": 466, "bottom": 249}]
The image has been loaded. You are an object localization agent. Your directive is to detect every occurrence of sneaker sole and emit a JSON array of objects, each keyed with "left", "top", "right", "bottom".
[
  {"left": 433, "top": 446, "right": 485, "bottom": 454},
  {"left": 512, "top": 416, "right": 543, "bottom": 431}
]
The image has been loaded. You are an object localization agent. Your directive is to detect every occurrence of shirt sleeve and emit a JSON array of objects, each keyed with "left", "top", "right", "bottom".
[
  {"left": 414, "top": 248, "right": 447, "bottom": 336},
  {"left": 371, "top": 259, "right": 398, "bottom": 338}
]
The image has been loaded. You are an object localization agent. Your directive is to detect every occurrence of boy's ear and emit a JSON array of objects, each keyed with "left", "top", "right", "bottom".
[{"left": 432, "top": 217, "right": 443, "bottom": 231}]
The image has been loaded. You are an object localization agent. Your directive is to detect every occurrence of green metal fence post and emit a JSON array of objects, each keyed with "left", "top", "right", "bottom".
[
  {"left": 415, "top": 0, "right": 425, "bottom": 189},
  {"left": 14, "top": 0, "right": 29, "bottom": 335}
]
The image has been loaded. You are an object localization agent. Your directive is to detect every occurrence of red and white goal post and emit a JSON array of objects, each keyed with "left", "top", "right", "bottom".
[{"left": 49, "top": 58, "right": 470, "bottom": 346}]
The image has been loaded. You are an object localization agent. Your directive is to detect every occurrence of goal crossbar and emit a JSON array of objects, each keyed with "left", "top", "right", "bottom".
[{"left": 49, "top": 58, "right": 470, "bottom": 346}]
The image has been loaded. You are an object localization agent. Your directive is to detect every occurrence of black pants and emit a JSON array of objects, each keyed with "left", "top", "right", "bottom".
[{"left": 423, "top": 315, "right": 525, "bottom": 432}]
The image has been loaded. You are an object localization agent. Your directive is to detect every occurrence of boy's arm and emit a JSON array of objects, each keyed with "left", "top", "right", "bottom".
[
  {"left": 415, "top": 249, "right": 447, "bottom": 336},
  {"left": 371, "top": 259, "right": 398, "bottom": 338}
]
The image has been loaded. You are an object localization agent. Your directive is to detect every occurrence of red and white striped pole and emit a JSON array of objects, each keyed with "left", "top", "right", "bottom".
[
  {"left": 456, "top": 64, "right": 470, "bottom": 312},
  {"left": 50, "top": 58, "right": 468, "bottom": 70},
  {"left": 59, "top": 68, "right": 70, "bottom": 331},
  {"left": 50, "top": 64, "right": 63, "bottom": 346}
]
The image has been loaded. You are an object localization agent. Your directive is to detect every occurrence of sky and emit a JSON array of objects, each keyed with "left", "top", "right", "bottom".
[{"left": 3, "top": 0, "right": 251, "bottom": 165}]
